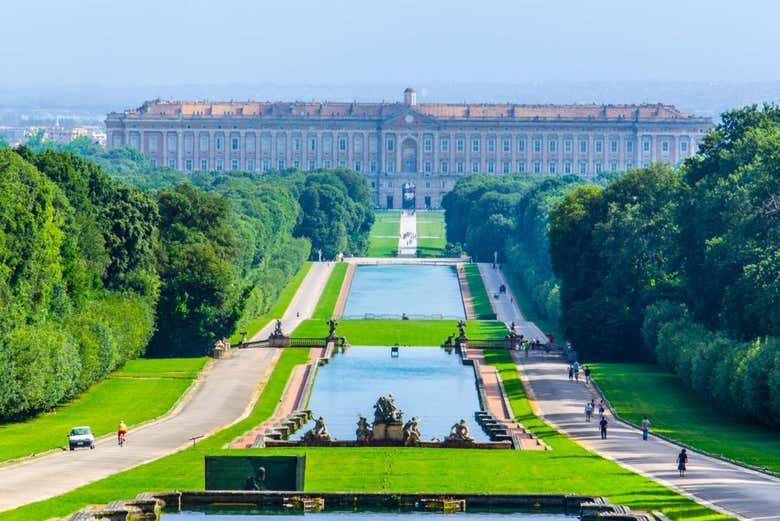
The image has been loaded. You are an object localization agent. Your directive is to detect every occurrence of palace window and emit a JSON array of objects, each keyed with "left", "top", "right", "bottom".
[
  {"left": 276, "top": 135, "right": 286, "bottom": 154},
  {"left": 199, "top": 134, "right": 209, "bottom": 151},
  {"left": 502, "top": 161, "right": 510, "bottom": 174},
  {"left": 487, "top": 139, "right": 495, "bottom": 153},
  {"left": 626, "top": 141, "right": 634, "bottom": 153},
  {"left": 626, "top": 160, "right": 633, "bottom": 169},
  {"left": 456, "top": 160, "right": 464, "bottom": 173},
  {"left": 339, "top": 138, "right": 347, "bottom": 152},
  {"left": 681, "top": 141, "right": 689, "bottom": 153},
  {"left": 293, "top": 159, "right": 300, "bottom": 169},
  {"left": 425, "top": 181, "right": 431, "bottom": 188},
  {"left": 216, "top": 158, "right": 223, "bottom": 171},
  {"left": 424, "top": 161, "right": 431, "bottom": 173},
  {"left": 232, "top": 137, "right": 239, "bottom": 151},
  {"left": 169, "top": 159, "right": 177, "bottom": 169},
  {"left": 533, "top": 161, "right": 541, "bottom": 173},
  {"left": 441, "top": 138, "right": 449, "bottom": 152},
  {"left": 662, "top": 141, "right": 669, "bottom": 154},
  {"left": 310, "top": 138, "right": 317, "bottom": 152},
  {"left": 355, "top": 135, "right": 363, "bottom": 153},
  {"left": 517, "top": 161, "right": 525, "bottom": 173},
  {"left": 167, "top": 134, "right": 177, "bottom": 151},
  {"left": 323, "top": 135, "right": 333, "bottom": 153},
  {"left": 262, "top": 159, "right": 270, "bottom": 172},
  {"left": 643, "top": 161, "right": 650, "bottom": 168},
  {"left": 278, "top": 159, "right": 285, "bottom": 170},
  {"left": 580, "top": 140, "right": 588, "bottom": 153},
  {"left": 595, "top": 140, "right": 603, "bottom": 153},
  {"left": 579, "top": 161, "right": 587, "bottom": 175},
  {"left": 200, "top": 158, "right": 208, "bottom": 171},
  {"left": 150, "top": 158, "right": 157, "bottom": 168},
  {"left": 424, "top": 138, "right": 432, "bottom": 152},
  {"left": 441, "top": 160, "right": 449, "bottom": 173},
  {"left": 149, "top": 134, "right": 158, "bottom": 152},
  {"left": 533, "top": 139, "right": 541, "bottom": 153},
  {"left": 472, "top": 160, "right": 480, "bottom": 173},
  {"left": 611, "top": 161, "right": 618, "bottom": 171},
  {"left": 564, "top": 161, "right": 572, "bottom": 174},
  {"left": 517, "top": 138, "right": 526, "bottom": 153},
  {"left": 456, "top": 139, "right": 464, "bottom": 153},
  {"left": 247, "top": 158, "right": 255, "bottom": 170},
  {"left": 369, "top": 136, "right": 378, "bottom": 153},
  {"left": 502, "top": 139, "right": 510, "bottom": 153},
  {"left": 643, "top": 140, "right": 651, "bottom": 153},
  {"left": 549, "top": 140, "right": 557, "bottom": 153},
  {"left": 564, "top": 139, "right": 572, "bottom": 153},
  {"left": 595, "top": 161, "right": 602, "bottom": 174},
  {"left": 231, "top": 159, "right": 239, "bottom": 170},
  {"left": 610, "top": 140, "right": 618, "bottom": 154},
  {"left": 293, "top": 137, "right": 301, "bottom": 152},
  {"left": 387, "top": 137, "right": 395, "bottom": 152},
  {"left": 487, "top": 160, "right": 494, "bottom": 173},
  {"left": 325, "top": 159, "right": 332, "bottom": 169},
  {"left": 309, "top": 159, "right": 316, "bottom": 171},
  {"left": 387, "top": 160, "right": 394, "bottom": 173},
  {"left": 262, "top": 135, "right": 271, "bottom": 153},
  {"left": 185, "top": 159, "right": 193, "bottom": 171},
  {"left": 216, "top": 136, "right": 223, "bottom": 151},
  {"left": 355, "top": 160, "right": 362, "bottom": 172},
  {"left": 472, "top": 139, "right": 480, "bottom": 153},
  {"left": 338, "top": 159, "right": 346, "bottom": 167},
  {"left": 548, "top": 161, "right": 556, "bottom": 174},
  {"left": 370, "top": 160, "right": 377, "bottom": 173}
]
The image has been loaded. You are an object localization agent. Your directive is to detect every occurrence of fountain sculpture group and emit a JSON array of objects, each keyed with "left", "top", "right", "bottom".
[{"left": 297, "top": 395, "right": 476, "bottom": 448}]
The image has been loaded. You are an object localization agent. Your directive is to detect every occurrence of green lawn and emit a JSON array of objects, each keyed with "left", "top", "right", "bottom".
[
  {"left": 311, "top": 262, "right": 348, "bottom": 319},
  {"left": 368, "top": 211, "right": 401, "bottom": 257},
  {"left": 591, "top": 363, "right": 780, "bottom": 474},
  {"left": 292, "top": 319, "right": 507, "bottom": 345},
  {"left": 464, "top": 264, "right": 494, "bottom": 319},
  {"left": 0, "top": 357, "right": 207, "bottom": 464},
  {"left": 417, "top": 210, "right": 447, "bottom": 257},
  {"left": 229, "top": 262, "right": 312, "bottom": 344},
  {"left": 0, "top": 351, "right": 730, "bottom": 521}
]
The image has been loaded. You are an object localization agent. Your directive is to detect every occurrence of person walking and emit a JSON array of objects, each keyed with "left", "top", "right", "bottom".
[
  {"left": 573, "top": 360, "right": 580, "bottom": 381},
  {"left": 585, "top": 402, "right": 593, "bottom": 422},
  {"left": 599, "top": 415, "right": 608, "bottom": 439},
  {"left": 584, "top": 365, "right": 591, "bottom": 384},
  {"left": 677, "top": 448, "right": 688, "bottom": 477},
  {"left": 598, "top": 399, "right": 605, "bottom": 416},
  {"left": 568, "top": 365, "right": 574, "bottom": 381},
  {"left": 641, "top": 416, "right": 651, "bottom": 441}
]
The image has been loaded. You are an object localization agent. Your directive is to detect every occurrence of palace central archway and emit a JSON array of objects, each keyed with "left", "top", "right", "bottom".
[{"left": 401, "top": 138, "right": 418, "bottom": 173}]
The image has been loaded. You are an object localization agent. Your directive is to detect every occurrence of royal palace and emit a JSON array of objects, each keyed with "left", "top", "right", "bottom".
[{"left": 105, "top": 88, "right": 712, "bottom": 209}]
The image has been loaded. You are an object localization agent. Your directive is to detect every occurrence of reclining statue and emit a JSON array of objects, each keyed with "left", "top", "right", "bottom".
[
  {"left": 402, "top": 417, "right": 422, "bottom": 446},
  {"left": 301, "top": 416, "right": 331, "bottom": 443},
  {"left": 447, "top": 418, "right": 475, "bottom": 443}
]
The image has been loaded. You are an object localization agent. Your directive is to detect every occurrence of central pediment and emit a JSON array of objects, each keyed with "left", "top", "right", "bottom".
[{"left": 381, "top": 107, "right": 439, "bottom": 128}]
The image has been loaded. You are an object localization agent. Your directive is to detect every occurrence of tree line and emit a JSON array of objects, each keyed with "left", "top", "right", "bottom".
[{"left": 0, "top": 144, "right": 374, "bottom": 420}]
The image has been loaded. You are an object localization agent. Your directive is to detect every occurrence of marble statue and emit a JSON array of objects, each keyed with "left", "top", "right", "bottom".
[
  {"left": 356, "top": 415, "right": 373, "bottom": 442},
  {"left": 301, "top": 416, "right": 331, "bottom": 443},
  {"left": 402, "top": 417, "right": 422, "bottom": 446},
  {"left": 447, "top": 419, "right": 475, "bottom": 443}
]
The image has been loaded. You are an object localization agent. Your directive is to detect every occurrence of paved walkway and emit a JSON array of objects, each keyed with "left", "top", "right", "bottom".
[
  {"left": 0, "top": 262, "right": 334, "bottom": 513},
  {"left": 477, "top": 263, "right": 545, "bottom": 340},
  {"left": 398, "top": 210, "right": 417, "bottom": 256},
  {"left": 477, "top": 264, "right": 780, "bottom": 520}
]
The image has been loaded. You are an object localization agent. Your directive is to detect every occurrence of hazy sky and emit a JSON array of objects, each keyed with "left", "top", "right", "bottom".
[{"left": 2, "top": 0, "right": 779, "bottom": 87}]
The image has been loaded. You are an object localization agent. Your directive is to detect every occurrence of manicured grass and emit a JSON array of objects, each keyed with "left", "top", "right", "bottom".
[
  {"left": 292, "top": 319, "right": 508, "bottom": 346},
  {"left": 0, "top": 358, "right": 207, "bottom": 464},
  {"left": 591, "top": 363, "right": 780, "bottom": 474},
  {"left": 417, "top": 210, "right": 447, "bottom": 257},
  {"left": 0, "top": 348, "right": 310, "bottom": 521},
  {"left": 311, "top": 262, "right": 348, "bottom": 319},
  {"left": 464, "top": 264, "right": 494, "bottom": 319},
  {"left": 368, "top": 211, "right": 401, "bottom": 257},
  {"left": 229, "top": 262, "right": 312, "bottom": 344}
]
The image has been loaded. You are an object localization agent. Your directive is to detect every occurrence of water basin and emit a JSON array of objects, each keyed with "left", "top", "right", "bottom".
[
  {"left": 342, "top": 265, "right": 465, "bottom": 319},
  {"left": 165, "top": 509, "right": 574, "bottom": 520},
  {"left": 295, "top": 346, "right": 487, "bottom": 441}
]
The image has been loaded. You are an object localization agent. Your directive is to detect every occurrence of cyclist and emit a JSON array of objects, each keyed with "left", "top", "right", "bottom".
[{"left": 117, "top": 420, "right": 128, "bottom": 446}]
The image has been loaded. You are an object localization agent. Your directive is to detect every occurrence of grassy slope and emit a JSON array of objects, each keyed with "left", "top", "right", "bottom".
[
  {"left": 592, "top": 363, "right": 780, "bottom": 474},
  {"left": 367, "top": 211, "right": 401, "bottom": 257},
  {"left": 311, "top": 262, "right": 348, "bottom": 319},
  {"left": 229, "top": 262, "right": 312, "bottom": 344},
  {"left": 0, "top": 358, "right": 207, "bottom": 463},
  {"left": 0, "top": 348, "right": 310, "bottom": 521},
  {"left": 464, "top": 264, "right": 494, "bottom": 319},
  {"left": 292, "top": 319, "right": 507, "bottom": 346},
  {"left": 417, "top": 210, "right": 446, "bottom": 257}
]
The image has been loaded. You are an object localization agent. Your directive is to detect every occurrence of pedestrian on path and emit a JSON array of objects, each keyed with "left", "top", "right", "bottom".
[
  {"left": 677, "top": 449, "right": 688, "bottom": 477},
  {"left": 584, "top": 365, "right": 591, "bottom": 384},
  {"left": 585, "top": 402, "right": 593, "bottom": 422},
  {"left": 568, "top": 365, "right": 574, "bottom": 381},
  {"left": 641, "top": 416, "right": 651, "bottom": 441},
  {"left": 598, "top": 399, "right": 605, "bottom": 416},
  {"left": 599, "top": 415, "right": 608, "bottom": 439}
]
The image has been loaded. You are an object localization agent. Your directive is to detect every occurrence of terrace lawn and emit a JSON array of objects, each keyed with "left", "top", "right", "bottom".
[
  {"left": 464, "top": 264, "right": 494, "bottom": 319},
  {"left": 0, "top": 351, "right": 731, "bottom": 521},
  {"left": 0, "top": 357, "right": 207, "bottom": 464},
  {"left": 417, "top": 210, "right": 447, "bottom": 257},
  {"left": 368, "top": 211, "right": 401, "bottom": 257},
  {"left": 312, "top": 262, "right": 348, "bottom": 318},
  {"left": 591, "top": 363, "right": 780, "bottom": 474},
  {"left": 229, "top": 262, "right": 312, "bottom": 344},
  {"left": 292, "top": 319, "right": 508, "bottom": 346}
]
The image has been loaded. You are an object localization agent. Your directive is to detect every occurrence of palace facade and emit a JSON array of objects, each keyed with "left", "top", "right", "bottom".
[{"left": 105, "top": 88, "right": 712, "bottom": 209}]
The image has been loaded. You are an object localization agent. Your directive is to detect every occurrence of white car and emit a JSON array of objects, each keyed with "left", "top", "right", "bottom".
[{"left": 68, "top": 426, "right": 95, "bottom": 451}]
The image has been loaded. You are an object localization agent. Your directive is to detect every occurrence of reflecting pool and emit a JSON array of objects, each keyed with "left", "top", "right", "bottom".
[
  {"left": 342, "top": 265, "right": 465, "bottom": 319},
  {"left": 165, "top": 510, "right": 575, "bottom": 520},
  {"left": 294, "top": 346, "right": 487, "bottom": 441}
]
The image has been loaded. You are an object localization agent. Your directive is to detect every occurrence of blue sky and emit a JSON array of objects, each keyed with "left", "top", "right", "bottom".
[{"left": 1, "top": 0, "right": 778, "bottom": 86}]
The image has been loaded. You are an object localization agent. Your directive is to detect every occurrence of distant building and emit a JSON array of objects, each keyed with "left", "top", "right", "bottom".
[
  {"left": 46, "top": 125, "right": 107, "bottom": 146},
  {"left": 105, "top": 88, "right": 712, "bottom": 209}
]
